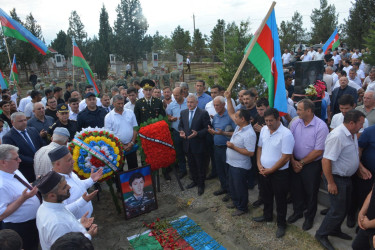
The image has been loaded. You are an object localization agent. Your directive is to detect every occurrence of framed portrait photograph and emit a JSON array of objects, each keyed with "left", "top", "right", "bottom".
[{"left": 118, "top": 165, "right": 158, "bottom": 220}]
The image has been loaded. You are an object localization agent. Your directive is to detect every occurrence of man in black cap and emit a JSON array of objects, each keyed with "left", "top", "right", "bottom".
[
  {"left": 134, "top": 79, "right": 166, "bottom": 125},
  {"left": 49, "top": 145, "right": 102, "bottom": 219},
  {"left": 77, "top": 92, "right": 107, "bottom": 132},
  {"left": 36, "top": 170, "right": 98, "bottom": 250},
  {"left": 48, "top": 103, "right": 78, "bottom": 141}
]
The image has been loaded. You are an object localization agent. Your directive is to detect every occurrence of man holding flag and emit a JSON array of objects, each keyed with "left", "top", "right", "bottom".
[{"left": 323, "top": 28, "right": 340, "bottom": 55}]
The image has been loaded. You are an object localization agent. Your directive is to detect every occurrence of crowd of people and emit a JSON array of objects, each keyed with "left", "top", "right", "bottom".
[{"left": 0, "top": 45, "right": 375, "bottom": 249}]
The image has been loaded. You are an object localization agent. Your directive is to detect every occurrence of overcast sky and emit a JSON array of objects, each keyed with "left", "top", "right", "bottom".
[{"left": 1, "top": 0, "right": 352, "bottom": 45}]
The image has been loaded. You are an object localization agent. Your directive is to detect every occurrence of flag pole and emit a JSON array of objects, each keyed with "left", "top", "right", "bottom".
[
  {"left": 72, "top": 38, "right": 75, "bottom": 88},
  {"left": 226, "top": 1, "right": 276, "bottom": 92},
  {"left": 0, "top": 25, "right": 13, "bottom": 70}
]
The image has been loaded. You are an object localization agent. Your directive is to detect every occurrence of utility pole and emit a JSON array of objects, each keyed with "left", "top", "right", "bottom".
[{"left": 193, "top": 14, "right": 196, "bottom": 33}]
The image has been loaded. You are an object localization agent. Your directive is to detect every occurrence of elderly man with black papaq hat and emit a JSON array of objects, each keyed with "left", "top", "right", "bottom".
[{"left": 36, "top": 146, "right": 99, "bottom": 249}]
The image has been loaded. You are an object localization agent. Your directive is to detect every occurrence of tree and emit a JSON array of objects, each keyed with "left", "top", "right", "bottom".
[
  {"left": 192, "top": 28, "right": 206, "bottom": 60},
  {"left": 98, "top": 4, "right": 112, "bottom": 78},
  {"left": 67, "top": 10, "right": 87, "bottom": 51},
  {"left": 87, "top": 37, "right": 108, "bottom": 79},
  {"left": 344, "top": 0, "right": 375, "bottom": 49},
  {"left": 279, "top": 11, "right": 306, "bottom": 50},
  {"left": 99, "top": 4, "right": 112, "bottom": 55},
  {"left": 113, "top": 0, "right": 149, "bottom": 71},
  {"left": 279, "top": 21, "right": 294, "bottom": 50},
  {"left": 50, "top": 30, "right": 70, "bottom": 58},
  {"left": 310, "top": 0, "right": 338, "bottom": 44},
  {"left": 216, "top": 21, "right": 263, "bottom": 94},
  {"left": 209, "top": 19, "right": 225, "bottom": 61},
  {"left": 170, "top": 25, "right": 190, "bottom": 56},
  {"left": 363, "top": 25, "right": 375, "bottom": 65}
]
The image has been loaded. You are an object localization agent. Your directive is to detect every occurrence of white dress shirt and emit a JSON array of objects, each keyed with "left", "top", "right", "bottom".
[
  {"left": 37, "top": 201, "right": 91, "bottom": 250},
  {"left": 205, "top": 98, "right": 236, "bottom": 120},
  {"left": 138, "top": 88, "right": 144, "bottom": 99},
  {"left": 34, "top": 142, "right": 60, "bottom": 177},
  {"left": 79, "top": 99, "right": 102, "bottom": 112},
  {"left": 258, "top": 124, "right": 295, "bottom": 170},
  {"left": 0, "top": 169, "right": 40, "bottom": 223},
  {"left": 330, "top": 112, "right": 368, "bottom": 133},
  {"left": 124, "top": 101, "right": 136, "bottom": 111},
  {"left": 59, "top": 172, "right": 95, "bottom": 219},
  {"left": 104, "top": 109, "right": 138, "bottom": 144},
  {"left": 69, "top": 110, "right": 79, "bottom": 121},
  {"left": 18, "top": 96, "right": 32, "bottom": 112}
]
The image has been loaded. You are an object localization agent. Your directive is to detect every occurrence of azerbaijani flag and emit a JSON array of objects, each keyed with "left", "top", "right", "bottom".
[
  {"left": 9, "top": 54, "right": 18, "bottom": 84},
  {"left": 0, "top": 71, "right": 9, "bottom": 89},
  {"left": 72, "top": 40, "right": 100, "bottom": 95},
  {"left": 0, "top": 8, "right": 49, "bottom": 55},
  {"left": 322, "top": 28, "right": 340, "bottom": 55},
  {"left": 246, "top": 9, "right": 287, "bottom": 114}
]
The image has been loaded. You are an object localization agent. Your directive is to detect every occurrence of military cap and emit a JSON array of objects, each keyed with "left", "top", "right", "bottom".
[
  {"left": 53, "top": 127, "right": 70, "bottom": 138},
  {"left": 84, "top": 92, "right": 96, "bottom": 99},
  {"left": 36, "top": 171, "right": 62, "bottom": 194},
  {"left": 48, "top": 145, "right": 70, "bottom": 162},
  {"left": 57, "top": 103, "right": 69, "bottom": 113},
  {"left": 140, "top": 79, "right": 155, "bottom": 90}
]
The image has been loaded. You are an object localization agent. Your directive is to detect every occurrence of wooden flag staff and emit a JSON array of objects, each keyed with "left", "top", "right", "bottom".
[
  {"left": 1, "top": 25, "right": 21, "bottom": 88},
  {"left": 226, "top": 1, "right": 276, "bottom": 92}
]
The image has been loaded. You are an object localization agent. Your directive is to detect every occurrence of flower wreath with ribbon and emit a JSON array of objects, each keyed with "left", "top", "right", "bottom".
[
  {"left": 137, "top": 115, "right": 176, "bottom": 171},
  {"left": 68, "top": 127, "right": 125, "bottom": 182}
]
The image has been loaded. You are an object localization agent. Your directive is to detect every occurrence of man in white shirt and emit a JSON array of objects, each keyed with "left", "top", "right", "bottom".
[
  {"left": 124, "top": 87, "right": 138, "bottom": 111},
  {"left": 348, "top": 68, "right": 362, "bottom": 87},
  {"left": 342, "top": 59, "right": 353, "bottom": 75},
  {"left": 301, "top": 50, "right": 312, "bottom": 62},
  {"left": 0, "top": 144, "right": 40, "bottom": 250},
  {"left": 314, "top": 48, "right": 325, "bottom": 60},
  {"left": 323, "top": 67, "right": 334, "bottom": 95},
  {"left": 36, "top": 170, "right": 98, "bottom": 250},
  {"left": 134, "top": 81, "right": 144, "bottom": 99},
  {"left": 34, "top": 127, "right": 70, "bottom": 178},
  {"left": 49, "top": 145, "right": 102, "bottom": 219},
  {"left": 253, "top": 108, "right": 295, "bottom": 238},
  {"left": 105, "top": 95, "right": 138, "bottom": 170},
  {"left": 24, "top": 90, "right": 43, "bottom": 119},
  {"left": 17, "top": 90, "right": 32, "bottom": 112},
  {"left": 308, "top": 47, "right": 316, "bottom": 59},
  {"left": 78, "top": 85, "right": 102, "bottom": 112},
  {"left": 68, "top": 97, "right": 80, "bottom": 121},
  {"left": 282, "top": 49, "right": 291, "bottom": 66},
  {"left": 332, "top": 50, "right": 341, "bottom": 68}
]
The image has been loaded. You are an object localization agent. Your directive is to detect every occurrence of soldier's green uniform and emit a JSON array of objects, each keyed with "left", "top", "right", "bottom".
[
  {"left": 170, "top": 70, "right": 181, "bottom": 83},
  {"left": 116, "top": 78, "right": 127, "bottom": 88},
  {"left": 95, "top": 79, "right": 102, "bottom": 93},
  {"left": 125, "top": 192, "right": 156, "bottom": 218},
  {"left": 162, "top": 72, "right": 171, "bottom": 87},
  {"left": 78, "top": 80, "right": 88, "bottom": 96},
  {"left": 149, "top": 70, "right": 159, "bottom": 85},
  {"left": 104, "top": 78, "right": 116, "bottom": 93},
  {"left": 130, "top": 75, "right": 140, "bottom": 85},
  {"left": 134, "top": 97, "right": 166, "bottom": 125}
]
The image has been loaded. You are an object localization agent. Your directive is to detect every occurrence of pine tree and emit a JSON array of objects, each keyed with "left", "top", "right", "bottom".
[
  {"left": 67, "top": 10, "right": 87, "bottom": 55},
  {"left": 209, "top": 19, "right": 225, "bottom": 62},
  {"left": 170, "top": 25, "right": 190, "bottom": 56},
  {"left": 192, "top": 29, "right": 206, "bottom": 60},
  {"left": 310, "top": 0, "right": 338, "bottom": 45},
  {"left": 363, "top": 25, "right": 375, "bottom": 65}
]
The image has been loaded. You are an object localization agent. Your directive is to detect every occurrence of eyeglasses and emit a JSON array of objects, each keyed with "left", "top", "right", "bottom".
[{"left": 6, "top": 156, "right": 20, "bottom": 161}]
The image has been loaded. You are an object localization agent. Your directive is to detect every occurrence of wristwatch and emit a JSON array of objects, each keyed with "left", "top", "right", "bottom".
[{"left": 300, "top": 160, "right": 305, "bottom": 167}]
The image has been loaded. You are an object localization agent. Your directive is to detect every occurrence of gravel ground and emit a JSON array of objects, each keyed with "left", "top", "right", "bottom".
[{"left": 89, "top": 169, "right": 353, "bottom": 250}]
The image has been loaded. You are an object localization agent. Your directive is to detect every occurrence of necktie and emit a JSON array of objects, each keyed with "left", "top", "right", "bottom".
[
  {"left": 14, "top": 174, "right": 42, "bottom": 203},
  {"left": 189, "top": 110, "right": 194, "bottom": 128},
  {"left": 148, "top": 100, "right": 151, "bottom": 107},
  {"left": 21, "top": 131, "right": 36, "bottom": 152}
]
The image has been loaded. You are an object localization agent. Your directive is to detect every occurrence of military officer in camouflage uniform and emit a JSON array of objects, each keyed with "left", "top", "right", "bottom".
[
  {"left": 47, "top": 103, "right": 78, "bottom": 141},
  {"left": 48, "top": 78, "right": 58, "bottom": 91},
  {"left": 130, "top": 71, "right": 140, "bottom": 86},
  {"left": 140, "top": 71, "right": 149, "bottom": 82},
  {"left": 162, "top": 68, "right": 171, "bottom": 87},
  {"left": 170, "top": 68, "right": 181, "bottom": 87},
  {"left": 104, "top": 75, "right": 116, "bottom": 93},
  {"left": 124, "top": 172, "right": 156, "bottom": 218},
  {"left": 65, "top": 74, "right": 73, "bottom": 86},
  {"left": 116, "top": 75, "right": 128, "bottom": 89},
  {"left": 94, "top": 73, "right": 103, "bottom": 94},
  {"left": 35, "top": 79, "right": 45, "bottom": 95},
  {"left": 149, "top": 68, "right": 160, "bottom": 87},
  {"left": 134, "top": 79, "right": 166, "bottom": 125},
  {"left": 77, "top": 75, "right": 88, "bottom": 97}
]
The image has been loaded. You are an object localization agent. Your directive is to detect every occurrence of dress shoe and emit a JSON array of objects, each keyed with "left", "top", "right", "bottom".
[
  {"left": 346, "top": 214, "right": 356, "bottom": 228},
  {"left": 222, "top": 194, "right": 230, "bottom": 202},
  {"left": 206, "top": 174, "right": 217, "bottom": 180},
  {"left": 163, "top": 172, "right": 171, "bottom": 181},
  {"left": 276, "top": 226, "right": 286, "bottom": 238},
  {"left": 320, "top": 208, "right": 329, "bottom": 215},
  {"left": 287, "top": 213, "right": 303, "bottom": 224},
  {"left": 198, "top": 186, "right": 204, "bottom": 196},
  {"left": 213, "top": 189, "right": 227, "bottom": 196},
  {"left": 232, "top": 209, "right": 246, "bottom": 217},
  {"left": 315, "top": 234, "right": 335, "bottom": 250},
  {"left": 226, "top": 203, "right": 235, "bottom": 209},
  {"left": 186, "top": 182, "right": 197, "bottom": 189},
  {"left": 302, "top": 219, "right": 313, "bottom": 231},
  {"left": 252, "top": 216, "right": 272, "bottom": 223},
  {"left": 252, "top": 199, "right": 263, "bottom": 208},
  {"left": 178, "top": 171, "right": 187, "bottom": 179},
  {"left": 329, "top": 231, "right": 352, "bottom": 240}
]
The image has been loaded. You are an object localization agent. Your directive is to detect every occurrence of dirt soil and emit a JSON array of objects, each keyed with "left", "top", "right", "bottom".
[{"left": 91, "top": 172, "right": 327, "bottom": 250}]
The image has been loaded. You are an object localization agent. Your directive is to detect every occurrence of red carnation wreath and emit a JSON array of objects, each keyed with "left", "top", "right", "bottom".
[{"left": 138, "top": 120, "right": 176, "bottom": 170}]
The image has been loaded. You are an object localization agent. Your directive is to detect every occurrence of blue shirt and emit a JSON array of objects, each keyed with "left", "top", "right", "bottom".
[
  {"left": 212, "top": 110, "right": 236, "bottom": 145},
  {"left": 197, "top": 93, "right": 212, "bottom": 110},
  {"left": 358, "top": 125, "right": 375, "bottom": 173},
  {"left": 235, "top": 103, "right": 243, "bottom": 112},
  {"left": 166, "top": 99, "right": 188, "bottom": 131}
]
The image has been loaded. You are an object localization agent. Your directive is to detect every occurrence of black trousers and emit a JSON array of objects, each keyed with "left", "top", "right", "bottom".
[
  {"left": 205, "top": 133, "right": 216, "bottom": 176},
  {"left": 348, "top": 173, "right": 375, "bottom": 219},
  {"left": 172, "top": 129, "right": 187, "bottom": 174},
  {"left": 290, "top": 160, "right": 322, "bottom": 221},
  {"left": 316, "top": 175, "right": 352, "bottom": 236},
  {"left": 187, "top": 150, "right": 206, "bottom": 187},
  {"left": 259, "top": 168, "right": 290, "bottom": 227},
  {"left": 125, "top": 150, "right": 138, "bottom": 170},
  {"left": 228, "top": 165, "right": 249, "bottom": 212},
  {"left": 352, "top": 228, "right": 375, "bottom": 250},
  {"left": 214, "top": 145, "right": 228, "bottom": 191},
  {"left": 3, "top": 219, "right": 39, "bottom": 250}
]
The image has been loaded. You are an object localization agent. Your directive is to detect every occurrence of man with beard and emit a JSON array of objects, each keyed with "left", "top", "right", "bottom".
[{"left": 36, "top": 169, "right": 98, "bottom": 249}]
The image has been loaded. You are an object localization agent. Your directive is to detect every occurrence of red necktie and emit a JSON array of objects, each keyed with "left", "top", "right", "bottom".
[{"left": 14, "top": 174, "right": 42, "bottom": 203}]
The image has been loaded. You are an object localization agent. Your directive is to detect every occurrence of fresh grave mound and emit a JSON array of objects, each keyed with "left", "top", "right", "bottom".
[{"left": 128, "top": 215, "right": 225, "bottom": 250}]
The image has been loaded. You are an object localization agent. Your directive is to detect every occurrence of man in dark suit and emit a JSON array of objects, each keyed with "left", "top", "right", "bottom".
[
  {"left": 331, "top": 76, "right": 358, "bottom": 117},
  {"left": 2, "top": 112, "right": 44, "bottom": 182},
  {"left": 179, "top": 94, "right": 210, "bottom": 195}
]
